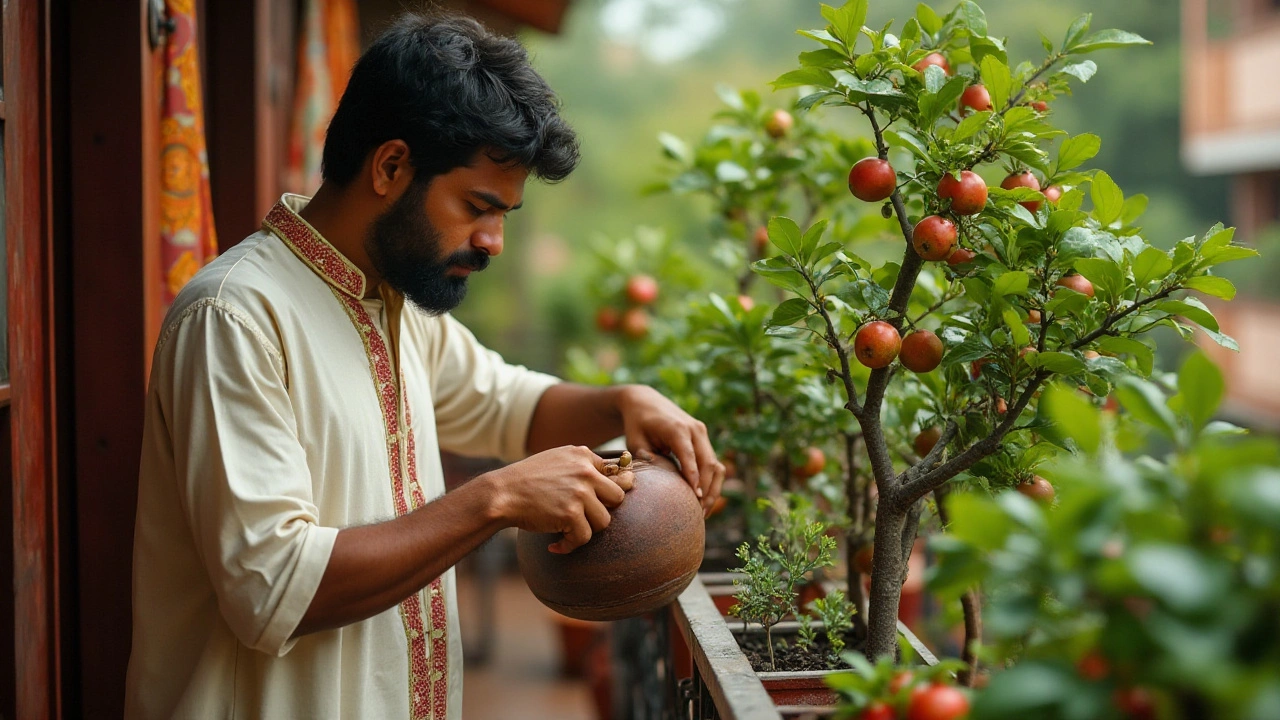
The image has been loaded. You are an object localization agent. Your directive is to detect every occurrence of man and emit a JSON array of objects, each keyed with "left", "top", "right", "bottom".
[{"left": 124, "top": 12, "right": 723, "bottom": 719}]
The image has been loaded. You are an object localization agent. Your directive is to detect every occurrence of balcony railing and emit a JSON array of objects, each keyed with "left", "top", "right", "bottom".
[{"left": 610, "top": 575, "right": 939, "bottom": 719}]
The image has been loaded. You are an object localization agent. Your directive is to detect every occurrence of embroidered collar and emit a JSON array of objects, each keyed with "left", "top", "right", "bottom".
[{"left": 262, "top": 193, "right": 368, "bottom": 299}]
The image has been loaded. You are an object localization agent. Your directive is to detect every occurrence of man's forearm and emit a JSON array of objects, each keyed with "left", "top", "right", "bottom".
[
  {"left": 293, "top": 474, "right": 508, "bottom": 638},
  {"left": 525, "top": 383, "right": 630, "bottom": 454}
]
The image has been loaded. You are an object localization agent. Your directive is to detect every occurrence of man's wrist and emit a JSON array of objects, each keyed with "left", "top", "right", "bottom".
[
  {"left": 613, "top": 384, "right": 650, "bottom": 417},
  {"left": 474, "top": 470, "right": 512, "bottom": 527}
]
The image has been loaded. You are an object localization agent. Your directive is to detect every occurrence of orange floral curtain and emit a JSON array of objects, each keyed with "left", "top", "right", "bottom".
[
  {"left": 286, "top": 0, "right": 361, "bottom": 195},
  {"left": 160, "top": 0, "right": 218, "bottom": 307}
]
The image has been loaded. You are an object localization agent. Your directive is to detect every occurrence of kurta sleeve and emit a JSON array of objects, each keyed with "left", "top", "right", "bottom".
[
  {"left": 428, "top": 314, "right": 560, "bottom": 463},
  {"left": 157, "top": 299, "right": 338, "bottom": 656}
]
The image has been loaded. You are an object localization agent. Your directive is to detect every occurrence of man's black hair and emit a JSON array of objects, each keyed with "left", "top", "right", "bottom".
[{"left": 322, "top": 12, "right": 580, "bottom": 186}]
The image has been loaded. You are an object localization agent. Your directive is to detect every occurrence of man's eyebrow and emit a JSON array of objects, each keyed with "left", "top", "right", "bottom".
[{"left": 470, "top": 191, "right": 522, "bottom": 211}]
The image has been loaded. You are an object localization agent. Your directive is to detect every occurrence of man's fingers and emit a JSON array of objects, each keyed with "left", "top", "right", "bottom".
[
  {"left": 690, "top": 424, "right": 718, "bottom": 504},
  {"left": 583, "top": 496, "right": 612, "bottom": 533},
  {"left": 704, "top": 468, "right": 725, "bottom": 518},
  {"left": 590, "top": 473, "right": 627, "bottom": 508},
  {"left": 670, "top": 436, "right": 701, "bottom": 498},
  {"left": 611, "top": 470, "right": 636, "bottom": 492},
  {"left": 549, "top": 515, "right": 593, "bottom": 554}
]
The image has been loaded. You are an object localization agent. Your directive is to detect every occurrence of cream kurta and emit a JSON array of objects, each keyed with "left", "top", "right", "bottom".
[{"left": 124, "top": 194, "right": 558, "bottom": 720}]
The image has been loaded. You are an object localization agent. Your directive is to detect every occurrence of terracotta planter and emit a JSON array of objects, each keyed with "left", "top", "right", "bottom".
[
  {"left": 757, "top": 670, "right": 839, "bottom": 706},
  {"left": 729, "top": 621, "right": 843, "bottom": 706}
]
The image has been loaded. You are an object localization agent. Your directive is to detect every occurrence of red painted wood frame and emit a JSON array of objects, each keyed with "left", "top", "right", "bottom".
[{"left": 6, "top": 0, "right": 63, "bottom": 718}]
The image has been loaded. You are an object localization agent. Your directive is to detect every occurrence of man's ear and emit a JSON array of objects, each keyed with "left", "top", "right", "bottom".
[{"left": 370, "top": 139, "right": 412, "bottom": 197}]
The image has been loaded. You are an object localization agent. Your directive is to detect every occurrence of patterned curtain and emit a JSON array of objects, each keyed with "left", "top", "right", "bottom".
[
  {"left": 286, "top": 0, "right": 361, "bottom": 195},
  {"left": 160, "top": 0, "right": 219, "bottom": 307}
]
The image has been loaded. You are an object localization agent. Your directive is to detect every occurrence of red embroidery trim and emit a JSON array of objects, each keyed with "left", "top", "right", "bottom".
[
  {"left": 263, "top": 200, "right": 366, "bottom": 298},
  {"left": 265, "top": 200, "right": 444, "bottom": 719}
]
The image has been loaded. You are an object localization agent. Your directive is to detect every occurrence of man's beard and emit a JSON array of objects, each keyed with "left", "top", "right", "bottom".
[{"left": 365, "top": 186, "right": 490, "bottom": 315}]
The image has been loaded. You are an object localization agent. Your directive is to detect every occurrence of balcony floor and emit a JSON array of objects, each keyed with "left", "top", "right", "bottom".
[{"left": 459, "top": 562, "right": 596, "bottom": 720}]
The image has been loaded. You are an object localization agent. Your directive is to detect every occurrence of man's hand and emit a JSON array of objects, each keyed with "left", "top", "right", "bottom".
[
  {"left": 485, "top": 445, "right": 634, "bottom": 553},
  {"left": 618, "top": 385, "right": 725, "bottom": 517}
]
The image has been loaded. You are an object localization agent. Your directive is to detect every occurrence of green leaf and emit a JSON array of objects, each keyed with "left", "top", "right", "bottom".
[
  {"left": 1069, "top": 29, "right": 1152, "bottom": 55},
  {"left": 945, "top": 492, "right": 1012, "bottom": 552},
  {"left": 953, "top": 110, "right": 991, "bottom": 142},
  {"left": 992, "top": 270, "right": 1030, "bottom": 296},
  {"left": 797, "top": 28, "right": 848, "bottom": 55},
  {"left": 1074, "top": 258, "right": 1123, "bottom": 299},
  {"left": 858, "top": 280, "right": 890, "bottom": 314},
  {"left": 1201, "top": 245, "right": 1260, "bottom": 267},
  {"left": 1026, "top": 351, "right": 1087, "bottom": 375},
  {"left": 769, "top": 297, "right": 813, "bottom": 327},
  {"left": 971, "top": 664, "right": 1076, "bottom": 717},
  {"left": 1199, "top": 325, "right": 1240, "bottom": 352},
  {"left": 798, "top": 48, "right": 848, "bottom": 70},
  {"left": 1043, "top": 384, "right": 1101, "bottom": 453},
  {"left": 923, "top": 64, "right": 948, "bottom": 94},
  {"left": 768, "top": 217, "right": 805, "bottom": 258},
  {"left": 1003, "top": 307, "right": 1030, "bottom": 346},
  {"left": 821, "top": 1, "right": 868, "bottom": 49},
  {"left": 979, "top": 56, "right": 1012, "bottom": 111},
  {"left": 1063, "top": 13, "right": 1092, "bottom": 50},
  {"left": 799, "top": 219, "right": 829, "bottom": 266},
  {"left": 1056, "top": 133, "right": 1101, "bottom": 172},
  {"left": 1098, "top": 336, "right": 1154, "bottom": 376},
  {"left": 1155, "top": 299, "right": 1219, "bottom": 332},
  {"left": 715, "top": 161, "right": 750, "bottom": 183},
  {"left": 1115, "top": 377, "right": 1177, "bottom": 438},
  {"left": 1061, "top": 60, "right": 1098, "bottom": 83},
  {"left": 944, "top": 337, "right": 991, "bottom": 366},
  {"left": 1128, "top": 545, "right": 1229, "bottom": 613},
  {"left": 1177, "top": 350, "right": 1224, "bottom": 430},
  {"left": 1090, "top": 170, "right": 1124, "bottom": 226},
  {"left": 797, "top": 91, "right": 835, "bottom": 112},
  {"left": 772, "top": 67, "right": 836, "bottom": 91},
  {"left": 1184, "top": 275, "right": 1236, "bottom": 300},
  {"left": 884, "top": 129, "right": 936, "bottom": 169},
  {"left": 1132, "top": 247, "right": 1172, "bottom": 288},
  {"left": 1121, "top": 194, "right": 1148, "bottom": 225},
  {"left": 970, "top": 36, "right": 1008, "bottom": 67},
  {"left": 956, "top": 1, "right": 987, "bottom": 36},
  {"left": 657, "top": 132, "right": 691, "bottom": 163},
  {"left": 916, "top": 3, "right": 942, "bottom": 35},
  {"left": 753, "top": 257, "right": 808, "bottom": 295}
]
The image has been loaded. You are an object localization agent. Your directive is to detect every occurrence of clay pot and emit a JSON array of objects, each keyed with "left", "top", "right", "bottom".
[{"left": 517, "top": 453, "right": 705, "bottom": 621}]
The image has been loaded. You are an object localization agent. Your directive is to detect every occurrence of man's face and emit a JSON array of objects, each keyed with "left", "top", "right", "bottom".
[{"left": 365, "top": 153, "right": 527, "bottom": 314}]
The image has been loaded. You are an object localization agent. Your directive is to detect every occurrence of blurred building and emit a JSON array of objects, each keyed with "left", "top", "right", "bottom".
[
  {"left": 1182, "top": 0, "right": 1280, "bottom": 426},
  {"left": 0, "top": 1, "right": 571, "bottom": 717}
]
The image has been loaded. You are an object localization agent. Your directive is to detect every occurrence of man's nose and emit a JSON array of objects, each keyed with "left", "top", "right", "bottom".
[{"left": 472, "top": 224, "right": 504, "bottom": 257}]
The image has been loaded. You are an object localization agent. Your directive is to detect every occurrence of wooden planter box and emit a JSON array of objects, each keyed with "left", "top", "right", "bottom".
[{"left": 672, "top": 576, "right": 938, "bottom": 718}]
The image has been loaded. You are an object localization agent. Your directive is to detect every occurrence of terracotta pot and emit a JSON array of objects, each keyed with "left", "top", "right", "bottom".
[
  {"left": 758, "top": 671, "right": 839, "bottom": 706},
  {"left": 517, "top": 453, "right": 705, "bottom": 621}
]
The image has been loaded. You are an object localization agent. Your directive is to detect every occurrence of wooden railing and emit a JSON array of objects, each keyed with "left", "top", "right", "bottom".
[{"left": 671, "top": 575, "right": 782, "bottom": 720}]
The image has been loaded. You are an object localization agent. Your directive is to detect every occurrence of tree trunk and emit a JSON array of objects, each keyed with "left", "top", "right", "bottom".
[
  {"left": 864, "top": 504, "right": 908, "bottom": 660},
  {"left": 958, "top": 589, "right": 983, "bottom": 686},
  {"left": 844, "top": 433, "right": 869, "bottom": 636}
]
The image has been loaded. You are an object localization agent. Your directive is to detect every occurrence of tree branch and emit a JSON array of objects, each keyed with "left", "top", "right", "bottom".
[
  {"left": 1070, "top": 285, "right": 1178, "bottom": 350},
  {"left": 898, "top": 370, "right": 1049, "bottom": 502},
  {"left": 898, "top": 420, "right": 958, "bottom": 483},
  {"left": 808, "top": 276, "right": 863, "bottom": 418}
]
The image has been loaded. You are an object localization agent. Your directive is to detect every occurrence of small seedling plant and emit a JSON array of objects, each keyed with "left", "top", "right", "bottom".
[{"left": 731, "top": 499, "right": 838, "bottom": 670}]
